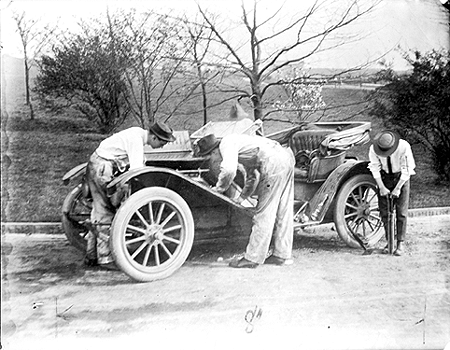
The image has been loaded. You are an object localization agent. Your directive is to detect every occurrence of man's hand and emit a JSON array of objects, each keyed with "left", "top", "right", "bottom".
[
  {"left": 391, "top": 187, "right": 401, "bottom": 198},
  {"left": 391, "top": 179, "right": 406, "bottom": 198},
  {"left": 379, "top": 185, "right": 390, "bottom": 197},
  {"left": 240, "top": 197, "right": 257, "bottom": 208},
  {"left": 374, "top": 177, "right": 390, "bottom": 197},
  {"left": 234, "top": 196, "right": 244, "bottom": 204}
]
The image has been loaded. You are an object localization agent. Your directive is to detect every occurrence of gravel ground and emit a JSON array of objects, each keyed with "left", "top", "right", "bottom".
[{"left": 2, "top": 214, "right": 450, "bottom": 350}]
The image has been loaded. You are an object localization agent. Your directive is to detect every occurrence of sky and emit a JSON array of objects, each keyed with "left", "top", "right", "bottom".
[{"left": 1, "top": 0, "right": 449, "bottom": 71}]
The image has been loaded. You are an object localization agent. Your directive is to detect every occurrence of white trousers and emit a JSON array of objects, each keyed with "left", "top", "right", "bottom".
[{"left": 244, "top": 146, "right": 295, "bottom": 264}]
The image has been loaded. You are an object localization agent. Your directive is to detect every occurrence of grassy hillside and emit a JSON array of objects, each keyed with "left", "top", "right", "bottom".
[{"left": 2, "top": 57, "right": 449, "bottom": 222}]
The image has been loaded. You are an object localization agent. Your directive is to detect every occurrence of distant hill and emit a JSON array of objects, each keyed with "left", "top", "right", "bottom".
[
  {"left": 305, "top": 67, "right": 379, "bottom": 77},
  {"left": 303, "top": 67, "right": 411, "bottom": 78},
  {"left": 1, "top": 54, "right": 39, "bottom": 79},
  {"left": 2, "top": 55, "right": 24, "bottom": 78},
  {"left": 2, "top": 54, "right": 411, "bottom": 82}
]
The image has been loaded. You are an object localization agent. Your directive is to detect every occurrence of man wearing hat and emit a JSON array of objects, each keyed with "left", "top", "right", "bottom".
[
  {"left": 368, "top": 130, "right": 416, "bottom": 256},
  {"left": 85, "top": 121, "right": 176, "bottom": 268},
  {"left": 196, "top": 133, "right": 295, "bottom": 268}
]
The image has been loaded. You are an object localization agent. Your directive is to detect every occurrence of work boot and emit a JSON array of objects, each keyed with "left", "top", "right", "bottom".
[
  {"left": 85, "top": 231, "right": 98, "bottom": 266},
  {"left": 264, "top": 255, "right": 293, "bottom": 266},
  {"left": 84, "top": 256, "right": 98, "bottom": 267},
  {"left": 394, "top": 241, "right": 404, "bottom": 256},
  {"left": 229, "top": 257, "right": 258, "bottom": 269},
  {"left": 382, "top": 244, "right": 389, "bottom": 254},
  {"left": 99, "top": 262, "right": 119, "bottom": 270}
]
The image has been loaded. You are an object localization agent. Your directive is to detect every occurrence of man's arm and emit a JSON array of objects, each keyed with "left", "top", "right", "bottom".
[
  {"left": 125, "top": 129, "right": 146, "bottom": 170},
  {"left": 368, "top": 145, "right": 390, "bottom": 196},
  {"left": 375, "top": 177, "right": 391, "bottom": 196},
  {"left": 391, "top": 178, "right": 407, "bottom": 197},
  {"left": 213, "top": 139, "right": 239, "bottom": 193},
  {"left": 392, "top": 142, "right": 415, "bottom": 197},
  {"left": 239, "top": 168, "right": 259, "bottom": 201}
]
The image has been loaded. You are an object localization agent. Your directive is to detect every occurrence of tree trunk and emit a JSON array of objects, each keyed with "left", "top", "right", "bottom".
[
  {"left": 24, "top": 60, "right": 30, "bottom": 105},
  {"left": 201, "top": 82, "right": 208, "bottom": 126},
  {"left": 28, "top": 100, "right": 34, "bottom": 120},
  {"left": 250, "top": 84, "right": 263, "bottom": 121},
  {"left": 24, "top": 56, "right": 34, "bottom": 120}
]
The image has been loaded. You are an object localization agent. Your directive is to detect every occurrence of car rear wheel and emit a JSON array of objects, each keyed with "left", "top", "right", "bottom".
[
  {"left": 61, "top": 184, "right": 91, "bottom": 251},
  {"left": 334, "top": 174, "right": 384, "bottom": 248},
  {"left": 110, "top": 187, "right": 194, "bottom": 282}
]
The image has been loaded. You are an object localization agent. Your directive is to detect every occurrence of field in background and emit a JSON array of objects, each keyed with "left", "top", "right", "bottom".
[{"left": 2, "top": 56, "right": 450, "bottom": 222}]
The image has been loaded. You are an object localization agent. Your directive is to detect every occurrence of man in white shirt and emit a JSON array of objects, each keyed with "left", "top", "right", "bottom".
[
  {"left": 196, "top": 133, "right": 295, "bottom": 268},
  {"left": 85, "top": 121, "right": 176, "bottom": 268},
  {"left": 368, "top": 130, "right": 416, "bottom": 256}
]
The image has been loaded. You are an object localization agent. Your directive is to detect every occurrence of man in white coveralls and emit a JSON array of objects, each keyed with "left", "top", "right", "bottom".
[{"left": 196, "top": 133, "right": 295, "bottom": 268}]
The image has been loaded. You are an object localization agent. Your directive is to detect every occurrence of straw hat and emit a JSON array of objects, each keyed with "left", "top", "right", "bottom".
[{"left": 373, "top": 130, "right": 400, "bottom": 156}]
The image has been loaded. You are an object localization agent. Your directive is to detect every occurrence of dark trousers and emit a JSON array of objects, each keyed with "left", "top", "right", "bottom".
[{"left": 378, "top": 172, "right": 410, "bottom": 242}]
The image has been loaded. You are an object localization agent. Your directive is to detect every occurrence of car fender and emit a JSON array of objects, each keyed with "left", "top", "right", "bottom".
[
  {"left": 62, "top": 163, "right": 88, "bottom": 185},
  {"left": 305, "top": 159, "right": 371, "bottom": 223},
  {"left": 107, "top": 166, "right": 255, "bottom": 216}
]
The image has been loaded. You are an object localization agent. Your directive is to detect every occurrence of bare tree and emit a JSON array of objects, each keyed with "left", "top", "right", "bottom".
[
  {"left": 12, "top": 11, "right": 57, "bottom": 120},
  {"left": 179, "top": 14, "right": 227, "bottom": 125},
  {"left": 184, "top": 17, "right": 213, "bottom": 125},
  {"left": 108, "top": 10, "right": 201, "bottom": 128},
  {"left": 197, "top": 0, "right": 379, "bottom": 121}
]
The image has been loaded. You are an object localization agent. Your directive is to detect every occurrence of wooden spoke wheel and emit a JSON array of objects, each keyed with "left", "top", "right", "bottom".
[
  {"left": 110, "top": 187, "right": 194, "bottom": 282},
  {"left": 334, "top": 174, "right": 384, "bottom": 248},
  {"left": 61, "top": 184, "right": 92, "bottom": 251}
]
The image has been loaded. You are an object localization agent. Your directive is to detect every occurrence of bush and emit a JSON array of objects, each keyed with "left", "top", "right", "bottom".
[
  {"left": 35, "top": 33, "right": 130, "bottom": 133},
  {"left": 369, "top": 50, "right": 450, "bottom": 182}
]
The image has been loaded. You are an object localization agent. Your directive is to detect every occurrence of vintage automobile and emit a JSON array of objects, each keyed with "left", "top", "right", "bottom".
[{"left": 62, "top": 118, "right": 383, "bottom": 282}]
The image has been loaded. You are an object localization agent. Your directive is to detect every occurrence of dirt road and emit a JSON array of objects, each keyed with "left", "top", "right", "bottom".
[{"left": 2, "top": 214, "right": 449, "bottom": 350}]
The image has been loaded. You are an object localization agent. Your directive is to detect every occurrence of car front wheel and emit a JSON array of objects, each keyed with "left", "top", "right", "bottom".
[{"left": 110, "top": 187, "right": 194, "bottom": 282}]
